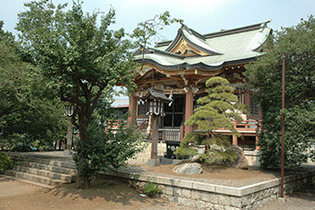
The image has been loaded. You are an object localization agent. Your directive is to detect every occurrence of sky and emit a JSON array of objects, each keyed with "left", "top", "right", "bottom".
[
  {"left": 1, "top": 0, "right": 314, "bottom": 39},
  {"left": 0, "top": 0, "right": 314, "bottom": 106}
]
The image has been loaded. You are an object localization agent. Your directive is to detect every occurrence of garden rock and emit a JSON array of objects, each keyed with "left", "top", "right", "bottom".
[
  {"left": 226, "top": 145, "right": 248, "bottom": 169},
  {"left": 172, "top": 163, "right": 203, "bottom": 175}
]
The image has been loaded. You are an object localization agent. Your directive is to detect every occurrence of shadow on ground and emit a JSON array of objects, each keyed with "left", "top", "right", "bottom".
[{"left": 46, "top": 174, "right": 166, "bottom": 208}]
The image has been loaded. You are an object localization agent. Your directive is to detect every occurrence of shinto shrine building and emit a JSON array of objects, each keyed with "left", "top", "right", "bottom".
[{"left": 128, "top": 21, "right": 272, "bottom": 151}]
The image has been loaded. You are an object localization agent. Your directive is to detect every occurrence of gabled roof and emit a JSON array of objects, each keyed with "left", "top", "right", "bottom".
[
  {"left": 134, "top": 21, "right": 272, "bottom": 71},
  {"left": 165, "top": 24, "right": 222, "bottom": 55}
]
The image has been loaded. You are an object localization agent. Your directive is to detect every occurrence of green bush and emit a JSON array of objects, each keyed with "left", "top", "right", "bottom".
[
  {"left": 0, "top": 152, "right": 13, "bottom": 173},
  {"left": 144, "top": 182, "right": 162, "bottom": 197}
]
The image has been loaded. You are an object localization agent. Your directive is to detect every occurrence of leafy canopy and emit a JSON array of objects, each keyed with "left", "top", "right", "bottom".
[
  {"left": 15, "top": 0, "right": 138, "bottom": 188},
  {"left": 245, "top": 16, "right": 315, "bottom": 168},
  {"left": 0, "top": 21, "right": 67, "bottom": 150}
]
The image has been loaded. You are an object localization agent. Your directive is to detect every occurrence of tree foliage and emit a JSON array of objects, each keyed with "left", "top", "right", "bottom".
[
  {"left": 131, "top": 11, "right": 182, "bottom": 47},
  {"left": 15, "top": 0, "right": 139, "bottom": 188},
  {"left": 175, "top": 77, "right": 245, "bottom": 164},
  {"left": 73, "top": 115, "right": 145, "bottom": 183},
  {"left": 0, "top": 21, "right": 67, "bottom": 150},
  {"left": 245, "top": 16, "right": 315, "bottom": 168}
]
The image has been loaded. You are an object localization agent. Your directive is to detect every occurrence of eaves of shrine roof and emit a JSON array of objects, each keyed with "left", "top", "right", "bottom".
[{"left": 134, "top": 20, "right": 272, "bottom": 71}]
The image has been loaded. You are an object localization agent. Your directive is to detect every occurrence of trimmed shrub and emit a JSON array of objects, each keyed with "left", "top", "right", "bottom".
[{"left": 0, "top": 152, "right": 13, "bottom": 173}]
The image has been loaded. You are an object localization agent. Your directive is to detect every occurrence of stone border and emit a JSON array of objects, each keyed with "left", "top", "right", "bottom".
[
  {"left": 106, "top": 168, "right": 314, "bottom": 209},
  {"left": 111, "top": 169, "right": 314, "bottom": 196}
]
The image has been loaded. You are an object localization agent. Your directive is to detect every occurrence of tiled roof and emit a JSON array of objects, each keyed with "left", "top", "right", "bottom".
[{"left": 134, "top": 21, "right": 272, "bottom": 71}]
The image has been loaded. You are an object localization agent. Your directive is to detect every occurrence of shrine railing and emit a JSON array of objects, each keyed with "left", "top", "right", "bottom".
[{"left": 213, "top": 120, "right": 262, "bottom": 134}]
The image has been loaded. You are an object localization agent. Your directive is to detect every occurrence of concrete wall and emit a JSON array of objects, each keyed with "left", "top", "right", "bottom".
[{"left": 115, "top": 169, "right": 315, "bottom": 210}]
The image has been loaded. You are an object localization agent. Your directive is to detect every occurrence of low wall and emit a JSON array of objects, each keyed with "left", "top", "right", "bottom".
[{"left": 110, "top": 169, "right": 315, "bottom": 210}]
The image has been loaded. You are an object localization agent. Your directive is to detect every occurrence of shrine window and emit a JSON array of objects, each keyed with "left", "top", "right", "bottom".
[
  {"left": 250, "top": 95, "right": 259, "bottom": 116},
  {"left": 163, "top": 95, "right": 185, "bottom": 128}
]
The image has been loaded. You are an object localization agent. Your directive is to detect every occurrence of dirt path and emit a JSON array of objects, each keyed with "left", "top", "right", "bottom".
[{"left": 0, "top": 176, "right": 191, "bottom": 210}]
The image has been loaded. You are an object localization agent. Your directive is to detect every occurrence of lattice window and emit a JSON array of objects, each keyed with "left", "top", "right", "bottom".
[{"left": 250, "top": 95, "right": 259, "bottom": 116}]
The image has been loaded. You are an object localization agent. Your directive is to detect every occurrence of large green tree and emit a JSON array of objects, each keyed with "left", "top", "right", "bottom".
[
  {"left": 0, "top": 21, "right": 67, "bottom": 150},
  {"left": 16, "top": 0, "right": 138, "bottom": 187},
  {"left": 176, "top": 77, "right": 245, "bottom": 164},
  {"left": 245, "top": 16, "right": 315, "bottom": 168}
]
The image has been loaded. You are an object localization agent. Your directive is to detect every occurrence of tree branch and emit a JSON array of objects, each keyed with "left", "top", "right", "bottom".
[{"left": 89, "top": 86, "right": 105, "bottom": 116}]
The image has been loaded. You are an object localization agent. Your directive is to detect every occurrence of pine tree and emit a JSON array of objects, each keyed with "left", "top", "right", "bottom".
[{"left": 176, "top": 77, "right": 245, "bottom": 164}]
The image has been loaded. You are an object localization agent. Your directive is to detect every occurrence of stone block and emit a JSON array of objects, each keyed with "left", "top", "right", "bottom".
[
  {"left": 173, "top": 187, "right": 182, "bottom": 197},
  {"left": 218, "top": 194, "right": 231, "bottom": 206},
  {"left": 147, "top": 159, "right": 160, "bottom": 167},
  {"left": 196, "top": 200, "right": 206, "bottom": 209},
  {"left": 186, "top": 198, "right": 197, "bottom": 208},
  {"left": 230, "top": 196, "right": 242, "bottom": 208},
  {"left": 204, "top": 202, "right": 215, "bottom": 209},
  {"left": 200, "top": 191, "right": 209, "bottom": 202},
  {"left": 241, "top": 194, "right": 252, "bottom": 207},
  {"left": 216, "top": 185, "right": 240, "bottom": 196},
  {"left": 174, "top": 179, "right": 193, "bottom": 189},
  {"left": 214, "top": 204, "right": 225, "bottom": 210},
  {"left": 191, "top": 190, "right": 203, "bottom": 200},
  {"left": 200, "top": 191, "right": 218, "bottom": 204},
  {"left": 178, "top": 197, "right": 188, "bottom": 205},
  {"left": 181, "top": 189, "right": 191, "bottom": 198},
  {"left": 193, "top": 181, "right": 215, "bottom": 192},
  {"left": 158, "top": 184, "right": 165, "bottom": 191},
  {"left": 209, "top": 193, "right": 219, "bottom": 204},
  {"left": 250, "top": 192, "right": 260, "bottom": 204},
  {"left": 164, "top": 186, "right": 174, "bottom": 196},
  {"left": 224, "top": 206, "right": 241, "bottom": 210}
]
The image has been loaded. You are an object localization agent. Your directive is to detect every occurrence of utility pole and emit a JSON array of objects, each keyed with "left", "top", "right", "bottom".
[{"left": 281, "top": 53, "right": 286, "bottom": 198}]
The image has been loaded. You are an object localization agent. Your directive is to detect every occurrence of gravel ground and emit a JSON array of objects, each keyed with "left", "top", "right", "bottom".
[
  {"left": 120, "top": 164, "right": 297, "bottom": 187},
  {"left": 257, "top": 184, "right": 315, "bottom": 210}
]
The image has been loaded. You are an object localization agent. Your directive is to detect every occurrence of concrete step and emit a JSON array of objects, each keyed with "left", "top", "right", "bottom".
[
  {"left": 13, "top": 165, "right": 73, "bottom": 182},
  {"left": 18, "top": 161, "right": 76, "bottom": 175},
  {"left": 5, "top": 170, "right": 68, "bottom": 186},
  {"left": 17, "top": 157, "right": 76, "bottom": 169},
  {"left": 0, "top": 174, "right": 54, "bottom": 189}
]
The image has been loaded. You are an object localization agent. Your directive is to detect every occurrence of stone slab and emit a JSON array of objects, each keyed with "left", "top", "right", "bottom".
[{"left": 147, "top": 159, "right": 160, "bottom": 167}]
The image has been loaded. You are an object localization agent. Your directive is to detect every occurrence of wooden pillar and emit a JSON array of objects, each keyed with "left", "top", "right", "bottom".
[
  {"left": 128, "top": 94, "right": 137, "bottom": 125},
  {"left": 151, "top": 116, "right": 158, "bottom": 159},
  {"left": 232, "top": 120, "right": 238, "bottom": 145},
  {"left": 255, "top": 120, "right": 262, "bottom": 150},
  {"left": 255, "top": 136, "right": 260, "bottom": 151},
  {"left": 185, "top": 87, "right": 194, "bottom": 135},
  {"left": 180, "top": 124, "right": 185, "bottom": 141},
  {"left": 232, "top": 135, "right": 238, "bottom": 146},
  {"left": 244, "top": 91, "right": 250, "bottom": 106}
]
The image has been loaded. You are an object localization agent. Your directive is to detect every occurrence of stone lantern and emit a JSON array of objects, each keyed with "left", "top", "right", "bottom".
[{"left": 138, "top": 88, "right": 172, "bottom": 166}]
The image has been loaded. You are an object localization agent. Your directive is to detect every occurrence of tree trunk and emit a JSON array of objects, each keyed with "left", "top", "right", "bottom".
[{"left": 76, "top": 108, "right": 91, "bottom": 188}]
